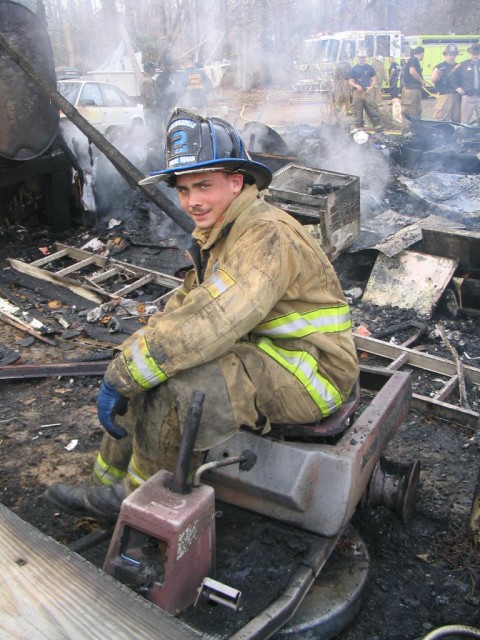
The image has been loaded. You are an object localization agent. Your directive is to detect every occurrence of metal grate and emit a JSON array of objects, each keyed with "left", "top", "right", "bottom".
[{"left": 266, "top": 163, "right": 360, "bottom": 257}]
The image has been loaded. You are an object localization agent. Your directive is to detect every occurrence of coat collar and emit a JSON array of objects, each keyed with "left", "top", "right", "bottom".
[{"left": 191, "top": 184, "right": 259, "bottom": 250}]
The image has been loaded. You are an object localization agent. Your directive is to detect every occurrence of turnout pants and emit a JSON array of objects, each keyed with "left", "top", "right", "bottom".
[
  {"left": 351, "top": 90, "right": 382, "bottom": 129},
  {"left": 401, "top": 87, "right": 422, "bottom": 119},
  {"left": 461, "top": 95, "right": 480, "bottom": 124},
  {"left": 93, "top": 344, "right": 322, "bottom": 494},
  {"left": 433, "top": 93, "right": 461, "bottom": 122}
]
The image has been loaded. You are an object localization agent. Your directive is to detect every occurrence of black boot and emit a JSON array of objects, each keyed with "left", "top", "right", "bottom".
[
  {"left": 45, "top": 482, "right": 125, "bottom": 521},
  {"left": 84, "top": 484, "right": 125, "bottom": 520},
  {"left": 45, "top": 483, "right": 89, "bottom": 516}
]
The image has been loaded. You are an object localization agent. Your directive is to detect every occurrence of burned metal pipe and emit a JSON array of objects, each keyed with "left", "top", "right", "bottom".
[{"left": 0, "top": 31, "right": 194, "bottom": 234}]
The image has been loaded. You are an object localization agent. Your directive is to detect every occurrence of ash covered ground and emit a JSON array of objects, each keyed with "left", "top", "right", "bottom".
[{"left": 0, "top": 109, "right": 480, "bottom": 640}]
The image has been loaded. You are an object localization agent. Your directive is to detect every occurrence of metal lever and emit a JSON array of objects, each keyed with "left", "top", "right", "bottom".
[
  {"left": 166, "top": 390, "right": 205, "bottom": 494},
  {"left": 192, "top": 449, "right": 257, "bottom": 487}
]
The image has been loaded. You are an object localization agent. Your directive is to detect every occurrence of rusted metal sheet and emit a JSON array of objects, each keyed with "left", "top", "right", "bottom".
[
  {"left": 0, "top": 1, "right": 59, "bottom": 160},
  {"left": 422, "top": 228, "right": 480, "bottom": 273},
  {"left": 362, "top": 250, "right": 458, "bottom": 317}
]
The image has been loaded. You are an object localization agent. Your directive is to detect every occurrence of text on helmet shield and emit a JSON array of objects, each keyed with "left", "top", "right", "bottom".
[{"left": 167, "top": 119, "right": 197, "bottom": 132}]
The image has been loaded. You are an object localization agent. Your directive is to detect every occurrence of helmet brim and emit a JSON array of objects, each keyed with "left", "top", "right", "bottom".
[{"left": 139, "top": 158, "right": 272, "bottom": 191}]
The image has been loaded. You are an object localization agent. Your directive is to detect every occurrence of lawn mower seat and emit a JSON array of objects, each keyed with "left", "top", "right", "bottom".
[{"left": 269, "top": 378, "right": 360, "bottom": 439}]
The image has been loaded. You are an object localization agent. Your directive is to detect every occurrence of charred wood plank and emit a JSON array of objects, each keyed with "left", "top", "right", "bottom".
[{"left": 0, "top": 361, "right": 109, "bottom": 380}]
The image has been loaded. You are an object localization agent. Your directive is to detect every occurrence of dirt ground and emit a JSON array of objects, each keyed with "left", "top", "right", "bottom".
[{"left": 1, "top": 90, "right": 479, "bottom": 639}]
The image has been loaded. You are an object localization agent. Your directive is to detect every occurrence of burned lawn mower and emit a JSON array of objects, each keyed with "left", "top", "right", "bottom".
[{"left": 74, "top": 365, "right": 419, "bottom": 640}]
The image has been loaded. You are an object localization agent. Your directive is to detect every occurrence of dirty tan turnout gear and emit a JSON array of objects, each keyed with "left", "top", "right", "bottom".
[{"left": 102, "top": 184, "right": 359, "bottom": 486}]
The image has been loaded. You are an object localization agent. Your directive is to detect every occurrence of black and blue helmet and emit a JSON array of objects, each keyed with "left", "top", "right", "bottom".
[{"left": 139, "top": 108, "right": 272, "bottom": 191}]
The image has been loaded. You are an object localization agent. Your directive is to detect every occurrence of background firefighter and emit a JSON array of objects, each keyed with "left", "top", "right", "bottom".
[
  {"left": 401, "top": 46, "right": 428, "bottom": 125},
  {"left": 140, "top": 60, "right": 159, "bottom": 131},
  {"left": 431, "top": 44, "right": 461, "bottom": 122},
  {"left": 348, "top": 49, "right": 383, "bottom": 132},
  {"left": 45, "top": 109, "right": 359, "bottom": 520},
  {"left": 452, "top": 43, "right": 480, "bottom": 124}
]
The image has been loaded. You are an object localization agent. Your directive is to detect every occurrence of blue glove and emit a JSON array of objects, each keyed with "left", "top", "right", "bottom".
[{"left": 97, "top": 381, "right": 129, "bottom": 439}]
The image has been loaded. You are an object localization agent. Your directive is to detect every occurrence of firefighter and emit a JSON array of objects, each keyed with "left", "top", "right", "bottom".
[
  {"left": 400, "top": 46, "right": 428, "bottom": 123},
  {"left": 348, "top": 49, "right": 383, "bottom": 132},
  {"left": 45, "top": 108, "right": 359, "bottom": 520},
  {"left": 431, "top": 44, "right": 461, "bottom": 122},
  {"left": 452, "top": 43, "right": 480, "bottom": 124},
  {"left": 140, "top": 61, "right": 159, "bottom": 130}
]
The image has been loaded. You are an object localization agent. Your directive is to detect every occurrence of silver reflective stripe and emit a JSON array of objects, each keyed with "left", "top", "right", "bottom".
[
  {"left": 308, "top": 310, "right": 351, "bottom": 330},
  {"left": 257, "top": 316, "right": 312, "bottom": 337},
  {"left": 129, "top": 340, "right": 163, "bottom": 386}
]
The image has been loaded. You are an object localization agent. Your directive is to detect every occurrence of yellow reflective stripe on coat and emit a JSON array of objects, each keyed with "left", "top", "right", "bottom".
[
  {"left": 257, "top": 337, "right": 342, "bottom": 417},
  {"left": 204, "top": 269, "right": 235, "bottom": 299},
  {"left": 123, "top": 334, "right": 167, "bottom": 389},
  {"left": 127, "top": 454, "right": 150, "bottom": 489},
  {"left": 93, "top": 452, "right": 127, "bottom": 486},
  {"left": 254, "top": 305, "right": 351, "bottom": 339}
]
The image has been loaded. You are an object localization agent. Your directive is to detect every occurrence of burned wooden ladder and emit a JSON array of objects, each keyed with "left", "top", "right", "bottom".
[
  {"left": 354, "top": 334, "right": 480, "bottom": 428},
  {"left": 9, "top": 243, "right": 182, "bottom": 305}
]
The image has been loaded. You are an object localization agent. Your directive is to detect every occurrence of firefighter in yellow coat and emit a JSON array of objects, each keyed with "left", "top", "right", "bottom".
[{"left": 46, "top": 109, "right": 359, "bottom": 519}]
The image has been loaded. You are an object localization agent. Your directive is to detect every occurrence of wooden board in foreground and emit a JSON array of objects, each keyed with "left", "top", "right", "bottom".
[{"left": 0, "top": 503, "right": 200, "bottom": 640}]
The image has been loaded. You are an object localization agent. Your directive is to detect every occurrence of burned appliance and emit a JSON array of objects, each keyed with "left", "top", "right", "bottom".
[{"left": 265, "top": 163, "right": 360, "bottom": 259}]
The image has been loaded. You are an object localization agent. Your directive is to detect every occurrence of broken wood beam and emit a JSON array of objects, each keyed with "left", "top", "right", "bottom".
[
  {"left": 0, "top": 311, "right": 57, "bottom": 346},
  {"left": 435, "top": 323, "right": 472, "bottom": 411}
]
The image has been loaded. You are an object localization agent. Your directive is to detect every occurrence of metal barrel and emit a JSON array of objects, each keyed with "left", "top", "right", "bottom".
[{"left": 0, "top": 1, "right": 59, "bottom": 160}]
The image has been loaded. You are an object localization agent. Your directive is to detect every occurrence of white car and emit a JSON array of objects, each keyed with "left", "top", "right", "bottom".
[{"left": 58, "top": 80, "right": 145, "bottom": 140}]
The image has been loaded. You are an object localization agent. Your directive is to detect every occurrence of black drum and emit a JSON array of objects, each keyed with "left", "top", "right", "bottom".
[{"left": 0, "top": 1, "right": 59, "bottom": 160}]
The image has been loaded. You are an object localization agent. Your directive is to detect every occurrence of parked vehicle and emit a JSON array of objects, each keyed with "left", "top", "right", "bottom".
[
  {"left": 55, "top": 66, "right": 81, "bottom": 81},
  {"left": 57, "top": 80, "right": 145, "bottom": 140},
  {"left": 295, "top": 30, "right": 402, "bottom": 92},
  {"left": 401, "top": 34, "right": 480, "bottom": 82}
]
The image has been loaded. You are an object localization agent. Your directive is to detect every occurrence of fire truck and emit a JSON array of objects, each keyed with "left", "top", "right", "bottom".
[
  {"left": 402, "top": 34, "right": 480, "bottom": 83},
  {"left": 294, "top": 30, "right": 402, "bottom": 92}
]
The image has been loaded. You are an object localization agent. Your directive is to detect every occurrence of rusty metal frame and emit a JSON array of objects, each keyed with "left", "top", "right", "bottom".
[{"left": 355, "top": 334, "right": 480, "bottom": 427}]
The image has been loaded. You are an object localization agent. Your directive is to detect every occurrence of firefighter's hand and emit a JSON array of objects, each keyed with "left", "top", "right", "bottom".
[{"left": 97, "top": 381, "right": 129, "bottom": 439}]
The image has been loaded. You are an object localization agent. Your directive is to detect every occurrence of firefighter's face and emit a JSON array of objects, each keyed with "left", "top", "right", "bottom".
[{"left": 176, "top": 171, "right": 244, "bottom": 229}]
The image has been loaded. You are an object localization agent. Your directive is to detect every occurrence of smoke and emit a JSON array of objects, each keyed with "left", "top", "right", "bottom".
[{"left": 311, "top": 126, "right": 391, "bottom": 213}]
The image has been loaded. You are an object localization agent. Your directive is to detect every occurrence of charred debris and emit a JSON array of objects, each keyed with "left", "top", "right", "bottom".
[{"left": 1, "top": 116, "right": 480, "bottom": 425}]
